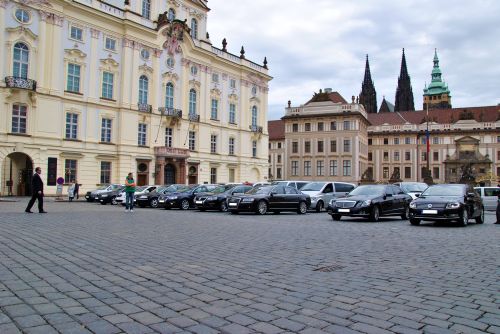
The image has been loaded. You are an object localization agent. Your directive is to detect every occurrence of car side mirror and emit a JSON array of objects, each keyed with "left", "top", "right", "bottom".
[
  {"left": 466, "top": 192, "right": 475, "bottom": 198},
  {"left": 270, "top": 192, "right": 276, "bottom": 197},
  {"left": 415, "top": 193, "right": 420, "bottom": 197}
]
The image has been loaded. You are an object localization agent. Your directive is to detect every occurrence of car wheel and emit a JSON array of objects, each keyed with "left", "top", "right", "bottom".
[
  {"left": 220, "top": 201, "right": 228, "bottom": 212},
  {"left": 298, "top": 201, "right": 308, "bottom": 214},
  {"left": 315, "top": 201, "right": 324, "bottom": 212},
  {"left": 369, "top": 205, "right": 380, "bottom": 222},
  {"left": 460, "top": 208, "right": 469, "bottom": 226},
  {"left": 332, "top": 214, "right": 341, "bottom": 221},
  {"left": 100, "top": 201, "right": 106, "bottom": 205},
  {"left": 181, "top": 199, "right": 190, "bottom": 210},
  {"left": 410, "top": 218, "right": 420, "bottom": 225},
  {"left": 111, "top": 196, "right": 117, "bottom": 205},
  {"left": 257, "top": 200, "right": 268, "bottom": 215},
  {"left": 150, "top": 198, "right": 159, "bottom": 208},
  {"left": 475, "top": 206, "right": 484, "bottom": 224},
  {"left": 401, "top": 205, "right": 409, "bottom": 220}
]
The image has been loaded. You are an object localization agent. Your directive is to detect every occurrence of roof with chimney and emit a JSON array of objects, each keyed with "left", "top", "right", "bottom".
[
  {"left": 305, "top": 91, "right": 347, "bottom": 105},
  {"left": 268, "top": 120, "right": 285, "bottom": 140}
]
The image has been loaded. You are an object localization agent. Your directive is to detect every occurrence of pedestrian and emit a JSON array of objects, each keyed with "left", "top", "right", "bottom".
[
  {"left": 68, "top": 182, "right": 75, "bottom": 202},
  {"left": 496, "top": 185, "right": 500, "bottom": 224},
  {"left": 124, "top": 173, "right": 136, "bottom": 212},
  {"left": 25, "top": 166, "right": 47, "bottom": 213},
  {"left": 74, "top": 180, "right": 80, "bottom": 200}
]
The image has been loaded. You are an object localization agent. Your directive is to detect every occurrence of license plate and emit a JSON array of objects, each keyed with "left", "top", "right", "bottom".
[
  {"left": 195, "top": 200, "right": 203, "bottom": 204},
  {"left": 338, "top": 209, "right": 350, "bottom": 213},
  {"left": 159, "top": 199, "right": 165, "bottom": 203},
  {"left": 229, "top": 203, "right": 237, "bottom": 207},
  {"left": 422, "top": 209, "right": 438, "bottom": 214}
]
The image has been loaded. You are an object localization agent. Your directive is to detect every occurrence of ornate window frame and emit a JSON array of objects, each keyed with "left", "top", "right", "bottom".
[
  {"left": 6, "top": 27, "right": 38, "bottom": 79},
  {"left": 64, "top": 48, "right": 87, "bottom": 96},
  {"left": 99, "top": 58, "right": 119, "bottom": 102}
]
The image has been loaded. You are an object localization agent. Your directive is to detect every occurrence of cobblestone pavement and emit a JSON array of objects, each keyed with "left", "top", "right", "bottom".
[{"left": 0, "top": 200, "right": 499, "bottom": 334}]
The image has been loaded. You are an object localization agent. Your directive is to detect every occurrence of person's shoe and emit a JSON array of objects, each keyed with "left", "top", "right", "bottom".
[
  {"left": 495, "top": 221, "right": 500, "bottom": 224},
  {"left": 39, "top": 211, "right": 48, "bottom": 214},
  {"left": 25, "top": 210, "right": 33, "bottom": 213},
  {"left": 130, "top": 209, "right": 134, "bottom": 213}
]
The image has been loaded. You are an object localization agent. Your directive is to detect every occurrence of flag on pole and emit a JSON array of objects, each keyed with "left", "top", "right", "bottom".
[{"left": 426, "top": 128, "right": 430, "bottom": 155}]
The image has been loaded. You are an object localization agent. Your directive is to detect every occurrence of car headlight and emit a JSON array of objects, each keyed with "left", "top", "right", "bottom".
[
  {"left": 446, "top": 202, "right": 460, "bottom": 209},
  {"left": 168, "top": 196, "right": 178, "bottom": 200},
  {"left": 140, "top": 195, "right": 147, "bottom": 199},
  {"left": 242, "top": 198, "right": 255, "bottom": 202},
  {"left": 207, "top": 196, "right": 217, "bottom": 201},
  {"left": 361, "top": 199, "right": 371, "bottom": 207},
  {"left": 409, "top": 201, "right": 417, "bottom": 209},
  {"left": 101, "top": 194, "right": 108, "bottom": 197},
  {"left": 329, "top": 200, "right": 336, "bottom": 207}
]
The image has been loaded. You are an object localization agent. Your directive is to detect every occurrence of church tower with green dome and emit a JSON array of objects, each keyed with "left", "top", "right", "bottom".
[{"left": 423, "top": 49, "right": 451, "bottom": 110}]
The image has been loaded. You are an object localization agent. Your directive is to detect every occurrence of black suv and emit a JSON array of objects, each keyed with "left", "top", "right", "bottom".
[
  {"left": 137, "top": 184, "right": 186, "bottom": 208},
  {"left": 97, "top": 186, "right": 125, "bottom": 205},
  {"left": 194, "top": 184, "right": 253, "bottom": 212},
  {"left": 164, "top": 184, "right": 219, "bottom": 210}
]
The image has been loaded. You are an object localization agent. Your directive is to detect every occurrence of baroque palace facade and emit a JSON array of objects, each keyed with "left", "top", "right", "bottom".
[{"left": 0, "top": 0, "right": 271, "bottom": 196}]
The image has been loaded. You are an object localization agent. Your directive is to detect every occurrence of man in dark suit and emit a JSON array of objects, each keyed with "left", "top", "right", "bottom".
[
  {"left": 25, "top": 167, "right": 47, "bottom": 213},
  {"left": 496, "top": 184, "right": 500, "bottom": 224}
]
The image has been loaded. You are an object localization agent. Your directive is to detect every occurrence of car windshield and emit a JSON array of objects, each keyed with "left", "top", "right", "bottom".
[
  {"left": 212, "top": 185, "right": 233, "bottom": 194},
  {"left": 348, "top": 185, "right": 385, "bottom": 196},
  {"left": 247, "top": 186, "right": 273, "bottom": 195},
  {"left": 301, "top": 182, "right": 326, "bottom": 191},
  {"left": 96, "top": 185, "right": 108, "bottom": 190},
  {"left": 401, "top": 183, "right": 427, "bottom": 192},
  {"left": 271, "top": 181, "right": 286, "bottom": 186},
  {"left": 135, "top": 186, "right": 147, "bottom": 192},
  {"left": 176, "top": 186, "right": 194, "bottom": 193},
  {"left": 422, "top": 185, "right": 464, "bottom": 196}
]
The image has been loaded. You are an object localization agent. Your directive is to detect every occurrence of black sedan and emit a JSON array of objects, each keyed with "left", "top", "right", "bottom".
[
  {"left": 227, "top": 185, "right": 310, "bottom": 215},
  {"left": 327, "top": 184, "right": 412, "bottom": 222},
  {"left": 163, "top": 184, "right": 219, "bottom": 210},
  {"left": 137, "top": 184, "right": 186, "bottom": 208},
  {"left": 408, "top": 184, "right": 484, "bottom": 226},
  {"left": 96, "top": 186, "right": 125, "bottom": 205},
  {"left": 194, "top": 184, "right": 253, "bottom": 212}
]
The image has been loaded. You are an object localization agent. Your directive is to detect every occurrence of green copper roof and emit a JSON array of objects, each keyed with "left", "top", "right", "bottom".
[{"left": 423, "top": 49, "right": 450, "bottom": 96}]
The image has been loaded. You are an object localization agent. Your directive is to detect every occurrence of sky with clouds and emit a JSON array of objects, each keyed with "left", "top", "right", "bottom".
[{"left": 206, "top": 0, "right": 500, "bottom": 120}]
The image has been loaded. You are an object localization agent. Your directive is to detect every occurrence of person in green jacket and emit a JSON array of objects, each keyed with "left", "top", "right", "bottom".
[{"left": 125, "top": 173, "right": 136, "bottom": 212}]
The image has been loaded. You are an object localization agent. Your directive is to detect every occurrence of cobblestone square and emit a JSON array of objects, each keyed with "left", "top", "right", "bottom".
[{"left": 0, "top": 200, "right": 498, "bottom": 333}]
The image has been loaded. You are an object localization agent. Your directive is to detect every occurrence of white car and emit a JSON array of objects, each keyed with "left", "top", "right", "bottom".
[
  {"left": 393, "top": 182, "right": 428, "bottom": 200},
  {"left": 474, "top": 186, "right": 500, "bottom": 211},
  {"left": 116, "top": 185, "right": 160, "bottom": 205},
  {"left": 301, "top": 181, "right": 356, "bottom": 212}
]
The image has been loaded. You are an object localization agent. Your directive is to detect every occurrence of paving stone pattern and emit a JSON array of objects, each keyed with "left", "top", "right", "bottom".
[{"left": 0, "top": 200, "right": 499, "bottom": 334}]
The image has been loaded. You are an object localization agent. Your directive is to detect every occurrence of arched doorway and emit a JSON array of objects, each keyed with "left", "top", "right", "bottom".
[
  {"left": 188, "top": 165, "right": 198, "bottom": 184},
  {"left": 164, "top": 164, "right": 176, "bottom": 185},
  {"left": 2, "top": 152, "right": 33, "bottom": 196}
]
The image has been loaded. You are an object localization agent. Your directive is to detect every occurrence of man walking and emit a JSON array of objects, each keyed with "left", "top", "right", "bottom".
[
  {"left": 74, "top": 180, "right": 80, "bottom": 200},
  {"left": 125, "top": 172, "right": 136, "bottom": 212},
  {"left": 25, "top": 167, "right": 47, "bottom": 213}
]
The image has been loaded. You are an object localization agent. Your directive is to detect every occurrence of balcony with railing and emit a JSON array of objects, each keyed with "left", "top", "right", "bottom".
[
  {"left": 158, "top": 107, "right": 182, "bottom": 118},
  {"left": 137, "top": 103, "right": 152, "bottom": 113},
  {"left": 5, "top": 76, "right": 37, "bottom": 91},
  {"left": 249, "top": 125, "right": 263, "bottom": 133},
  {"left": 188, "top": 113, "right": 200, "bottom": 122},
  {"left": 154, "top": 146, "right": 190, "bottom": 158}
]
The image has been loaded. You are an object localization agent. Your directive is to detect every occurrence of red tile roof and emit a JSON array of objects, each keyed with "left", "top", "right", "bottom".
[
  {"left": 368, "top": 106, "right": 499, "bottom": 126},
  {"left": 328, "top": 92, "right": 348, "bottom": 104},
  {"left": 268, "top": 120, "right": 285, "bottom": 140}
]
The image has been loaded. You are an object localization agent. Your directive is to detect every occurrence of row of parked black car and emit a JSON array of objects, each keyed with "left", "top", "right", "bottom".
[{"left": 85, "top": 182, "right": 485, "bottom": 226}]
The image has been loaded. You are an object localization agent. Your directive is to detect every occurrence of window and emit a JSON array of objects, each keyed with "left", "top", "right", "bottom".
[
  {"left": 167, "top": 8, "right": 175, "bottom": 21},
  {"left": 405, "top": 137, "right": 411, "bottom": 145},
  {"left": 342, "top": 160, "right": 351, "bottom": 176},
  {"left": 15, "top": 8, "right": 30, "bottom": 23},
  {"left": 65, "top": 113, "right": 78, "bottom": 139},
  {"left": 422, "top": 137, "right": 427, "bottom": 145},
  {"left": 383, "top": 167, "right": 389, "bottom": 179},
  {"left": 212, "top": 73, "right": 219, "bottom": 83},
  {"left": 383, "top": 151, "right": 389, "bottom": 161},
  {"left": 165, "top": 83, "right": 174, "bottom": 108},
  {"left": 229, "top": 137, "right": 235, "bottom": 155},
  {"left": 229, "top": 168, "right": 235, "bottom": 183},
  {"left": 317, "top": 140, "right": 324, "bottom": 153},
  {"left": 329, "top": 160, "right": 338, "bottom": 176},
  {"left": 66, "top": 64, "right": 81, "bottom": 93},
  {"left": 317, "top": 160, "right": 324, "bottom": 176},
  {"left": 368, "top": 152, "right": 372, "bottom": 161},
  {"left": 189, "top": 89, "right": 197, "bottom": 116},
  {"left": 277, "top": 155, "right": 282, "bottom": 163},
  {"left": 368, "top": 138, "right": 372, "bottom": 145},
  {"left": 304, "top": 161, "right": 311, "bottom": 176},
  {"left": 12, "top": 104, "right": 27, "bottom": 134},
  {"left": 433, "top": 137, "right": 439, "bottom": 145},
  {"left": 230, "top": 79, "right": 236, "bottom": 89},
  {"left": 344, "top": 121, "right": 351, "bottom": 130},
  {"left": 210, "top": 167, "right": 217, "bottom": 184},
  {"left": 433, "top": 167, "right": 440, "bottom": 179},
  {"left": 305, "top": 123, "right": 311, "bottom": 131},
  {"left": 138, "top": 123, "right": 147, "bottom": 146},
  {"left": 330, "top": 121, "right": 337, "bottom": 130},
  {"left": 330, "top": 140, "right": 337, "bottom": 153},
  {"left": 394, "top": 138, "right": 400, "bottom": 145},
  {"left": 229, "top": 103, "right": 236, "bottom": 124},
  {"left": 101, "top": 118, "right": 112, "bottom": 143},
  {"left": 251, "top": 86, "right": 257, "bottom": 95},
  {"left": 497, "top": 136, "right": 500, "bottom": 143},
  {"left": 190, "top": 66, "right": 198, "bottom": 76},
  {"left": 405, "top": 151, "right": 411, "bottom": 161},
  {"left": 142, "top": 0, "right": 151, "bottom": 19},
  {"left": 433, "top": 151, "right": 439, "bottom": 162},
  {"left": 252, "top": 141, "right": 257, "bottom": 158},
  {"left": 166, "top": 57, "right": 175, "bottom": 68},
  {"left": 394, "top": 151, "right": 400, "bottom": 161},
  {"left": 278, "top": 143, "right": 282, "bottom": 149},
  {"left": 277, "top": 168, "right": 282, "bottom": 179},
  {"left": 70, "top": 26, "right": 83, "bottom": 41},
  {"left": 188, "top": 131, "right": 196, "bottom": 151},
  {"left": 210, "top": 135, "right": 217, "bottom": 153},
  {"left": 141, "top": 49, "right": 151, "bottom": 59},
  {"left": 291, "top": 161, "right": 299, "bottom": 176},
  {"left": 64, "top": 159, "right": 78, "bottom": 183},
  {"left": 211, "top": 99, "right": 218, "bottom": 120},
  {"left": 422, "top": 152, "right": 427, "bottom": 161},
  {"left": 105, "top": 37, "right": 116, "bottom": 51},
  {"left": 404, "top": 167, "right": 411, "bottom": 179},
  {"left": 292, "top": 142, "right": 298, "bottom": 154},
  {"left": 292, "top": 123, "right": 298, "bottom": 132},
  {"left": 101, "top": 72, "right": 114, "bottom": 99},
  {"left": 138, "top": 75, "right": 149, "bottom": 104},
  {"left": 318, "top": 122, "right": 324, "bottom": 131},
  {"left": 191, "top": 18, "right": 198, "bottom": 39},
  {"left": 343, "top": 139, "right": 351, "bottom": 153},
  {"left": 100, "top": 161, "right": 111, "bottom": 184},
  {"left": 13, "top": 42, "right": 29, "bottom": 79},
  {"left": 383, "top": 138, "right": 389, "bottom": 145},
  {"left": 251, "top": 106, "right": 258, "bottom": 127},
  {"left": 165, "top": 128, "right": 173, "bottom": 148},
  {"left": 305, "top": 141, "right": 311, "bottom": 153}
]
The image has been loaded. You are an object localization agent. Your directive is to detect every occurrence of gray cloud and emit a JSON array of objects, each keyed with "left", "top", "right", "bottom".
[{"left": 207, "top": 0, "right": 500, "bottom": 120}]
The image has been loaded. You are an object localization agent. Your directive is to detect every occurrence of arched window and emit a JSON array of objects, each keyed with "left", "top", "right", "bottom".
[
  {"left": 138, "top": 75, "right": 149, "bottom": 104},
  {"left": 142, "top": 0, "right": 151, "bottom": 19},
  {"left": 251, "top": 106, "right": 258, "bottom": 127},
  {"left": 189, "top": 89, "right": 197, "bottom": 116},
  {"left": 167, "top": 8, "right": 175, "bottom": 21},
  {"left": 165, "top": 82, "right": 174, "bottom": 109},
  {"left": 13, "top": 42, "right": 29, "bottom": 79},
  {"left": 190, "top": 18, "right": 198, "bottom": 39}
]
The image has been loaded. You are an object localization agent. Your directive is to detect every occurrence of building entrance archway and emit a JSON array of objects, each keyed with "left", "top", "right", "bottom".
[
  {"left": 165, "top": 164, "right": 176, "bottom": 185},
  {"left": 2, "top": 152, "right": 33, "bottom": 196}
]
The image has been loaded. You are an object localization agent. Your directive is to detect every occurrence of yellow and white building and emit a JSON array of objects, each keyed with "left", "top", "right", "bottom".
[{"left": 0, "top": 0, "right": 271, "bottom": 195}]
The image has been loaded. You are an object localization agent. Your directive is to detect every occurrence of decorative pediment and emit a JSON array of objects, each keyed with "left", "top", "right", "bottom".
[
  {"left": 7, "top": 26, "right": 37, "bottom": 43},
  {"left": 168, "top": 0, "right": 181, "bottom": 8},
  {"left": 100, "top": 57, "right": 119, "bottom": 69},
  {"left": 162, "top": 71, "right": 179, "bottom": 81},
  {"left": 210, "top": 88, "right": 221, "bottom": 97},
  {"left": 139, "top": 64, "right": 153, "bottom": 74},
  {"left": 64, "top": 48, "right": 87, "bottom": 60},
  {"left": 189, "top": 79, "right": 201, "bottom": 88},
  {"left": 250, "top": 96, "right": 261, "bottom": 104},
  {"left": 228, "top": 93, "right": 238, "bottom": 102},
  {"left": 455, "top": 136, "right": 480, "bottom": 145},
  {"left": 18, "top": 0, "right": 52, "bottom": 6},
  {"left": 159, "top": 20, "right": 189, "bottom": 55},
  {"left": 246, "top": 72, "right": 266, "bottom": 86}
]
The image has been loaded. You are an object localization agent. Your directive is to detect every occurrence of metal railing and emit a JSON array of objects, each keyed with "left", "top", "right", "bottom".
[
  {"left": 249, "top": 125, "right": 263, "bottom": 133},
  {"left": 137, "top": 103, "right": 152, "bottom": 113},
  {"left": 158, "top": 107, "right": 182, "bottom": 118},
  {"left": 5, "top": 76, "right": 37, "bottom": 91},
  {"left": 188, "top": 113, "right": 200, "bottom": 122}
]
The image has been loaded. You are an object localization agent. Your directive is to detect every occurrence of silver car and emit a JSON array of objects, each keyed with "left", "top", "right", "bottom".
[
  {"left": 474, "top": 187, "right": 500, "bottom": 211},
  {"left": 301, "top": 181, "right": 356, "bottom": 212}
]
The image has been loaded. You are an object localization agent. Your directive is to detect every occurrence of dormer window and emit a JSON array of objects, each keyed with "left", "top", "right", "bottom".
[{"left": 190, "top": 18, "right": 198, "bottom": 39}]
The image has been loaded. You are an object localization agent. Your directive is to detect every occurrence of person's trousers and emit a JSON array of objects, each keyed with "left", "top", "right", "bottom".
[
  {"left": 26, "top": 193, "right": 43, "bottom": 212},
  {"left": 125, "top": 192, "right": 134, "bottom": 210},
  {"left": 496, "top": 201, "right": 500, "bottom": 223}
]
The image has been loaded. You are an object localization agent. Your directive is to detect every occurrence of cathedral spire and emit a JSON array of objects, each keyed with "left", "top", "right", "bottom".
[
  {"left": 359, "top": 54, "right": 377, "bottom": 114},
  {"left": 394, "top": 48, "right": 415, "bottom": 112}
]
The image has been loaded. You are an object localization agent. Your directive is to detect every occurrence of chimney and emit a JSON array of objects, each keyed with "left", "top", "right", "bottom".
[{"left": 324, "top": 88, "right": 332, "bottom": 93}]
